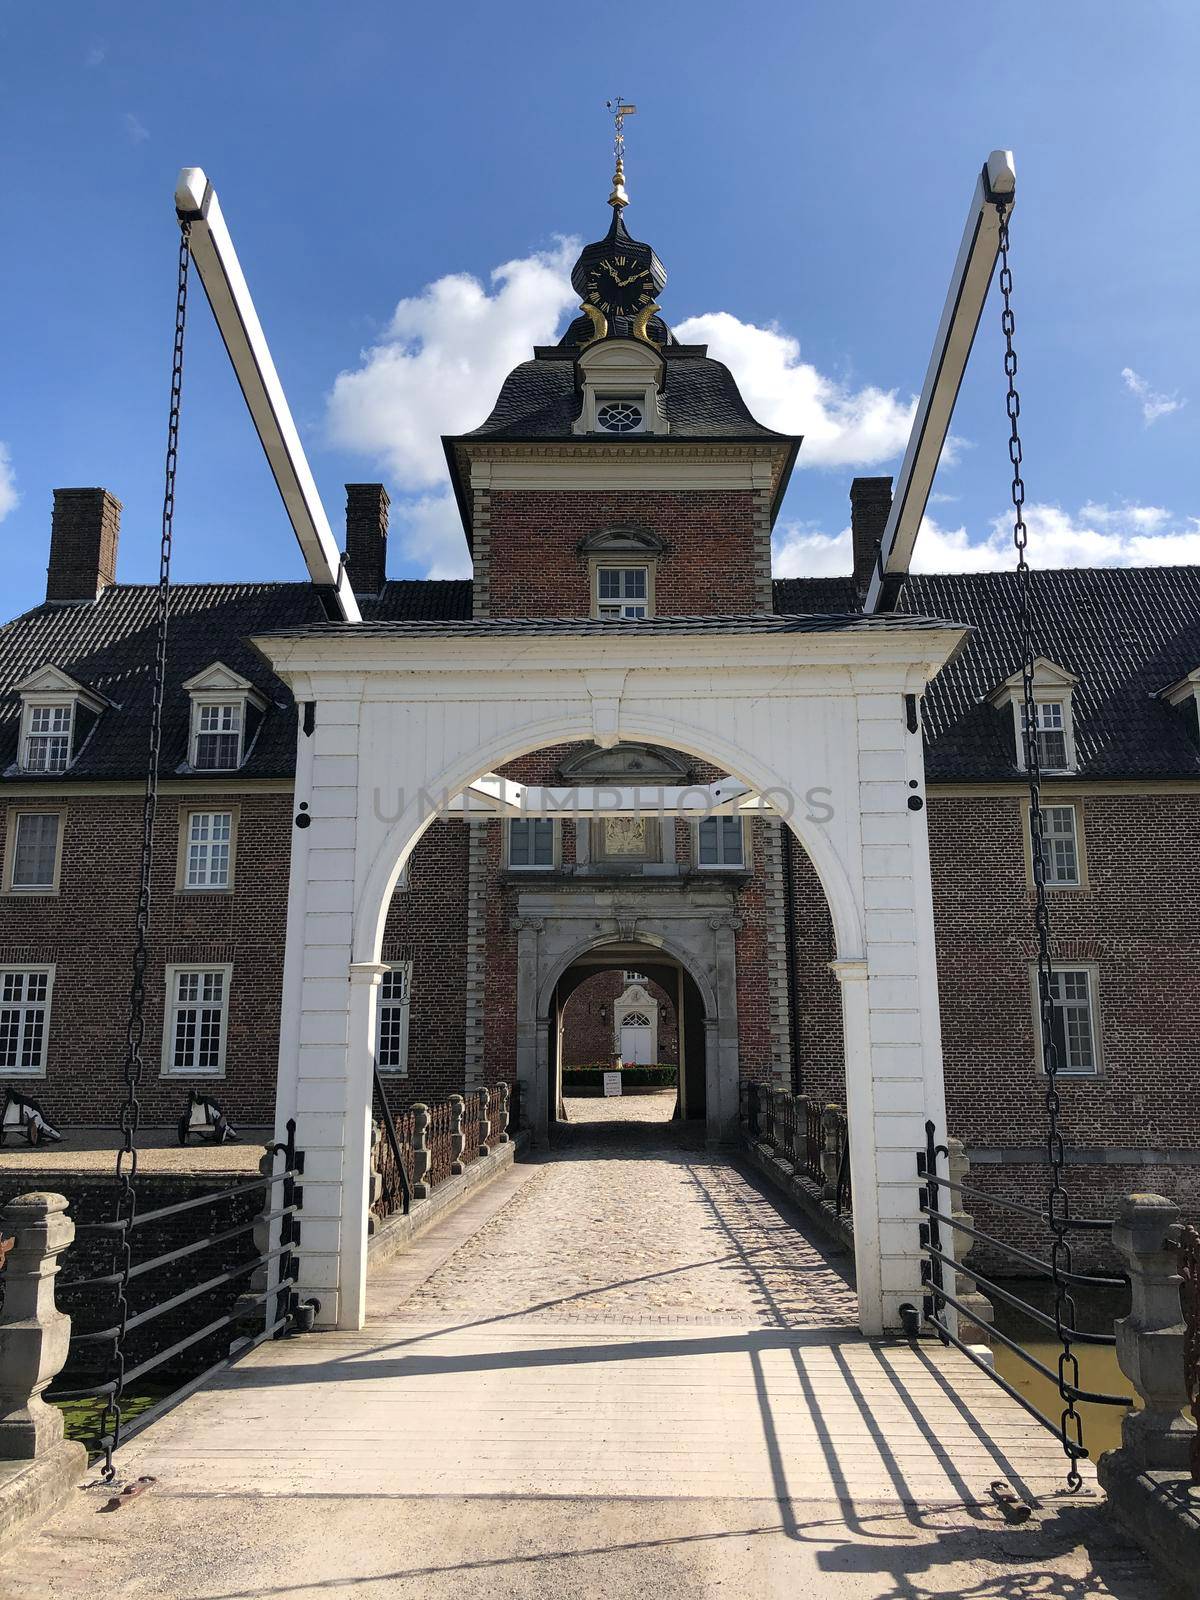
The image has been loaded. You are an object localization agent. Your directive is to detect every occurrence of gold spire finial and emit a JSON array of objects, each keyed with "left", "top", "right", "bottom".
[{"left": 605, "top": 98, "right": 636, "bottom": 209}]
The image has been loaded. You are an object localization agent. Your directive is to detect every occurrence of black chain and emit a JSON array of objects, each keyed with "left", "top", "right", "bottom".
[
  {"left": 99, "top": 222, "right": 190, "bottom": 1481},
  {"left": 995, "top": 202, "right": 1084, "bottom": 1491}
]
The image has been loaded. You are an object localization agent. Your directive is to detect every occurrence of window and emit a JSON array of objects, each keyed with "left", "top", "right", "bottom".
[
  {"left": 376, "top": 961, "right": 411, "bottom": 1075},
  {"left": 1036, "top": 804, "right": 1080, "bottom": 888},
  {"left": 1033, "top": 966, "right": 1100, "bottom": 1077},
  {"left": 1022, "top": 701, "right": 1070, "bottom": 772},
  {"left": 623, "top": 970, "right": 645, "bottom": 984},
  {"left": 193, "top": 704, "right": 243, "bottom": 771},
  {"left": 6, "top": 810, "right": 63, "bottom": 893},
  {"left": 508, "top": 818, "right": 555, "bottom": 869},
  {"left": 595, "top": 398, "right": 644, "bottom": 434},
  {"left": 163, "top": 965, "right": 231, "bottom": 1076},
  {"left": 23, "top": 705, "right": 73, "bottom": 772},
  {"left": 596, "top": 566, "right": 649, "bottom": 619},
  {"left": 696, "top": 817, "right": 746, "bottom": 869},
  {"left": 181, "top": 810, "right": 234, "bottom": 890},
  {"left": 0, "top": 968, "right": 53, "bottom": 1076}
]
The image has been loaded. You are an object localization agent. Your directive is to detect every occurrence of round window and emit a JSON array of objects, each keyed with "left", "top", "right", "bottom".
[{"left": 596, "top": 399, "right": 644, "bottom": 434}]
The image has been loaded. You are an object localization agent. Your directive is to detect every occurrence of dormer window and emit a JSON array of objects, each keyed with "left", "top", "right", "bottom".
[
  {"left": 580, "top": 525, "right": 663, "bottom": 621},
  {"left": 194, "top": 704, "right": 243, "bottom": 770},
  {"left": 988, "top": 658, "right": 1079, "bottom": 775},
  {"left": 596, "top": 567, "right": 649, "bottom": 619},
  {"left": 596, "top": 399, "right": 645, "bottom": 434},
  {"left": 1023, "top": 701, "right": 1069, "bottom": 772},
  {"left": 183, "top": 664, "right": 266, "bottom": 775},
  {"left": 572, "top": 339, "right": 668, "bottom": 437},
  {"left": 1159, "top": 666, "right": 1200, "bottom": 740},
  {"left": 24, "top": 706, "right": 73, "bottom": 772},
  {"left": 13, "top": 665, "right": 110, "bottom": 776}
]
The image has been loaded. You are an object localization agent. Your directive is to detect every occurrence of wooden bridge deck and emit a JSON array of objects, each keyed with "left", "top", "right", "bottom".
[{"left": 0, "top": 1101, "right": 1161, "bottom": 1598}]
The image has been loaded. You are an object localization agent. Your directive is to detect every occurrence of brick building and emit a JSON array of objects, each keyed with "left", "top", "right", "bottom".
[{"left": 1, "top": 191, "right": 1197, "bottom": 1244}]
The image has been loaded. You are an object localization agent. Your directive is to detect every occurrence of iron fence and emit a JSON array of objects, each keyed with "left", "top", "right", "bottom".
[
  {"left": 50, "top": 1120, "right": 309, "bottom": 1463},
  {"left": 915, "top": 1119, "right": 1130, "bottom": 1471},
  {"left": 462, "top": 1092, "right": 483, "bottom": 1163},
  {"left": 804, "top": 1100, "right": 824, "bottom": 1185},
  {"left": 427, "top": 1100, "right": 456, "bottom": 1189},
  {"left": 371, "top": 1064, "right": 413, "bottom": 1222}
]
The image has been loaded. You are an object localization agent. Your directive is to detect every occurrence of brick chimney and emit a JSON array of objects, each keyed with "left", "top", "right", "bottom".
[
  {"left": 46, "top": 489, "right": 122, "bottom": 604},
  {"left": 344, "top": 484, "right": 389, "bottom": 596},
  {"left": 850, "top": 476, "right": 893, "bottom": 598}
]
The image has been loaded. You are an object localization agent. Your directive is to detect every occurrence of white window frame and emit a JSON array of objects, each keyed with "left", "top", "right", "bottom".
[
  {"left": 375, "top": 960, "right": 412, "bottom": 1076},
  {"left": 161, "top": 963, "right": 232, "bottom": 1078},
  {"left": 190, "top": 699, "right": 245, "bottom": 772},
  {"left": 0, "top": 965, "right": 54, "bottom": 1077},
  {"left": 593, "top": 564, "right": 652, "bottom": 620},
  {"left": 20, "top": 700, "right": 76, "bottom": 773},
  {"left": 694, "top": 816, "right": 748, "bottom": 870},
  {"left": 1031, "top": 963, "right": 1101, "bottom": 1078},
  {"left": 1017, "top": 699, "right": 1075, "bottom": 775},
  {"left": 506, "top": 817, "right": 558, "bottom": 871},
  {"left": 177, "top": 806, "right": 238, "bottom": 892},
  {"left": 594, "top": 397, "right": 647, "bottom": 435},
  {"left": 1035, "top": 802, "right": 1082, "bottom": 889},
  {"left": 4, "top": 806, "right": 65, "bottom": 894}
]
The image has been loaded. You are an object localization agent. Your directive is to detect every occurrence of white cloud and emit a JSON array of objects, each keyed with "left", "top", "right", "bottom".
[
  {"left": 0, "top": 444, "right": 18, "bottom": 522},
  {"left": 673, "top": 311, "right": 917, "bottom": 468},
  {"left": 911, "top": 502, "right": 1200, "bottom": 573},
  {"left": 391, "top": 492, "right": 472, "bottom": 580},
  {"left": 86, "top": 45, "right": 106, "bottom": 68},
  {"left": 1121, "top": 366, "right": 1185, "bottom": 426},
  {"left": 326, "top": 239, "right": 582, "bottom": 575},
  {"left": 772, "top": 522, "right": 852, "bottom": 578},
  {"left": 123, "top": 112, "right": 149, "bottom": 144}
]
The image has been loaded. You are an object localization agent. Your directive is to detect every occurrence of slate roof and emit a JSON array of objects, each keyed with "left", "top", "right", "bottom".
[
  {"left": 459, "top": 352, "right": 791, "bottom": 445},
  {"left": 0, "top": 579, "right": 471, "bottom": 781},
  {"left": 252, "top": 611, "right": 960, "bottom": 643},
  {"left": 4, "top": 565, "right": 1199, "bottom": 786},
  {"left": 894, "top": 567, "right": 1200, "bottom": 780}
]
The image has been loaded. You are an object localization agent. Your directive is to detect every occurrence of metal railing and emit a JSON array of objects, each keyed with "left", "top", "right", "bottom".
[
  {"left": 1178, "top": 1222, "right": 1200, "bottom": 1483},
  {"left": 50, "top": 1120, "right": 309, "bottom": 1462},
  {"left": 371, "top": 1067, "right": 412, "bottom": 1220},
  {"left": 743, "top": 1082, "right": 852, "bottom": 1218},
  {"left": 915, "top": 1120, "right": 1130, "bottom": 1469}
]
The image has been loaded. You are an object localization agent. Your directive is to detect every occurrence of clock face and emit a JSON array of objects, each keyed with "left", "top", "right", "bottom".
[{"left": 583, "top": 254, "right": 657, "bottom": 316}]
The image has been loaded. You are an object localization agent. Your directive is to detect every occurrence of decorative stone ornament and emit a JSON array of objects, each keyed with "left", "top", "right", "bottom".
[
  {"left": 1111, "top": 1192, "right": 1197, "bottom": 1471},
  {"left": 0, "top": 1193, "right": 75, "bottom": 1459}
]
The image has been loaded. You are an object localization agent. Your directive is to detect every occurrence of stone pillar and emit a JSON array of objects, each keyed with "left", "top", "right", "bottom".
[
  {"left": 410, "top": 1105, "right": 431, "bottom": 1200},
  {"left": 945, "top": 1137, "right": 993, "bottom": 1344},
  {"left": 514, "top": 918, "right": 545, "bottom": 1143},
  {"left": 495, "top": 1082, "right": 511, "bottom": 1145},
  {"left": 1111, "top": 1193, "right": 1196, "bottom": 1471},
  {"left": 772, "top": 1087, "right": 791, "bottom": 1164},
  {"left": 0, "top": 1193, "right": 76, "bottom": 1460},
  {"left": 478, "top": 1086, "right": 492, "bottom": 1156},
  {"left": 449, "top": 1094, "right": 466, "bottom": 1175}
]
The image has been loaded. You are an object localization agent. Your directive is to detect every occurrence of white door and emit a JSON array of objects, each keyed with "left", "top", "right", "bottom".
[{"left": 620, "top": 1014, "right": 653, "bottom": 1064}]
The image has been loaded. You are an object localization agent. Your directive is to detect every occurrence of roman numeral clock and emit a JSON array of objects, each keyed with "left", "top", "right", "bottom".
[{"left": 570, "top": 210, "right": 668, "bottom": 343}]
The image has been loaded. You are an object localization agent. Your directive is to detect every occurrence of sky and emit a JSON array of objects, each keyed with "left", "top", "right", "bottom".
[{"left": 2, "top": 2, "right": 1199, "bottom": 615}]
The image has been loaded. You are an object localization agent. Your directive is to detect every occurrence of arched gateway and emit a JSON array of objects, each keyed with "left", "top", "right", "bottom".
[
  {"left": 252, "top": 614, "right": 966, "bottom": 1336},
  {"left": 246, "top": 154, "right": 968, "bottom": 1342}
]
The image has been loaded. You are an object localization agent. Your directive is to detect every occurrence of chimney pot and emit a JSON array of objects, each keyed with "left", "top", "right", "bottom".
[
  {"left": 46, "top": 489, "right": 122, "bottom": 605},
  {"left": 849, "top": 477, "right": 893, "bottom": 598},
  {"left": 344, "top": 484, "right": 389, "bottom": 597}
]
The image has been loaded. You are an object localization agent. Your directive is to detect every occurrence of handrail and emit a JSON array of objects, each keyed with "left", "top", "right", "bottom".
[{"left": 372, "top": 1065, "right": 412, "bottom": 1216}]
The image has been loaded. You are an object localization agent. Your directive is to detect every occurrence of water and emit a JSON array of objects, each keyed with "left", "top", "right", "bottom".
[{"left": 988, "top": 1278, "right": 1132, "bottom": 1460}]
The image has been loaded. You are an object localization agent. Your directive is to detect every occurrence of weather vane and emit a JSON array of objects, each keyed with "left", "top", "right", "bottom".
[{"left": 605, "top": 97, "right": 636, "bottom": 210}]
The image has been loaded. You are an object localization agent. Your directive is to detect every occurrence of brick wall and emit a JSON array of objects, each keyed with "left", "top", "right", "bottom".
[
  {"left": 484, "top": 489, "right": 760, "bottom": 617},
  {"left": 928, "top": 789, "right": 1200, "bottom": 1231},
  {"left": 0, "top": 791, "right": 292, "bottom": 1127}
]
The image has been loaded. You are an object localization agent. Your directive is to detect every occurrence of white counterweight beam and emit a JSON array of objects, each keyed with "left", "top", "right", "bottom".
[
  {"left": 864, "top": 150, "right": 1016, "bottom": 613},
  {"left": 174, "top": 168, "right": 361, "bottom": 622}
]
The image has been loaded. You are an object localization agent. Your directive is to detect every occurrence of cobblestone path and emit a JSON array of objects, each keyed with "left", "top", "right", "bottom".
[{"left": 387, "top": 1099, "right": 860, "bottom": 1328}]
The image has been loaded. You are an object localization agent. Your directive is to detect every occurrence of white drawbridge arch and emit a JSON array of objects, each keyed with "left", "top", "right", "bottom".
[{"left": 252, "top": 616, "right": 966, "bottom": 1336}]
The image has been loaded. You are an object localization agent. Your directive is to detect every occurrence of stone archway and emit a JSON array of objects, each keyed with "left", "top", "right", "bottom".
[{"left": 254, "top": 617, "right": 966, "bottom": 1335}]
